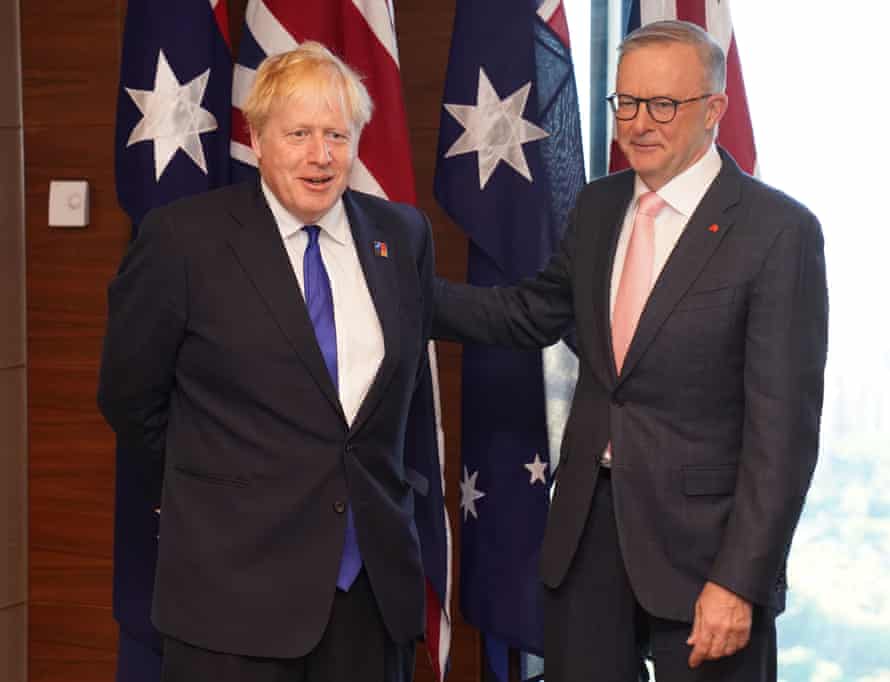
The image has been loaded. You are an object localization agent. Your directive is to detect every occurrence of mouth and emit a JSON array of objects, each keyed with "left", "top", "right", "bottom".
[
  {"left": 630, "top": 141, "right": 660, "bottom": 152},
  {"left": 300, "top": 175, "right": 335, "bottom": 189}
]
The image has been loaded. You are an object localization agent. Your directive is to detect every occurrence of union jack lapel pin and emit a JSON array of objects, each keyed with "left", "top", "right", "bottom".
[{"left": 373, "top": 240, "right": 389, "bottom": 258}]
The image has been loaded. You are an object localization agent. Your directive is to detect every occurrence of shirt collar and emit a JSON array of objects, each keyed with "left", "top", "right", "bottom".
[
  {"left": 632, "top": 144, "right": 722, "bottom": 217},
  {"left": 261, "top": 179, "right": 349, "bottom": 245}
]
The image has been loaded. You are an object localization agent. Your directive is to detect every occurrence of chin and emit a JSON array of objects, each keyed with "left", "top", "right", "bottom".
[{"left": 622, "top": 148, "right": 653, "bottom": 167}]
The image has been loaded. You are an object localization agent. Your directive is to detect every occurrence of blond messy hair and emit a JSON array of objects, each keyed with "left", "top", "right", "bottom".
[{"left": 243, "top": 41, "right": 373, "bottom": 136}]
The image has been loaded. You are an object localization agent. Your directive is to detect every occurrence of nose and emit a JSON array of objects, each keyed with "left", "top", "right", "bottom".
[
  {"left": 309, "top": 133, "right": 331, "bottom": 164},
  {"left": 631, "top": 104, "right": 656, "bottom": 134}
]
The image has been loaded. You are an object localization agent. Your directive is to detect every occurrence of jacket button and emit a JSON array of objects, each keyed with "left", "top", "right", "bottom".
[{"left": 333, "top": 501, "right": 346, "bottom": 514}]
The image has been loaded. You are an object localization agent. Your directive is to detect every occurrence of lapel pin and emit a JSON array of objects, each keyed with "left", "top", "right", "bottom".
[
  {"left": 708, "top": 224, "right": 719, "bottom": 233},
  {"left": 373, "top": 240, "right": 389, "bottom": 258}
]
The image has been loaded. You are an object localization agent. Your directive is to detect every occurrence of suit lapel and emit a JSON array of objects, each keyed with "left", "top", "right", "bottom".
[
  {"left": 617, "top": 152, "right": 744, "bottom": 385},
  {"left": 581, "top": 176, "right": 634, "bottom": 386},
  {"left": 224, "top": 181, "right": 344, "bottom": 418},
  {"left": 342, "top": 190, "right": 401, "bottom": 435}
]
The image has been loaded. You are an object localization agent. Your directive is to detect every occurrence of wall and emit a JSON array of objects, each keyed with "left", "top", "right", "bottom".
[
  {"left": 21, "top": 1, "right": 475, "bottom": 681},
  {"left": 22, "top": 1, "right": 128, "bottom": 679},
  {"left": 1, "top": 0, "right": 27, "bottom": 679}
]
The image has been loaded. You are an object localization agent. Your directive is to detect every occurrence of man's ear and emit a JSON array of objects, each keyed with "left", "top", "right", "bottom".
[{"left": 705, "top": 93, "right": 729, "bottom": 131}]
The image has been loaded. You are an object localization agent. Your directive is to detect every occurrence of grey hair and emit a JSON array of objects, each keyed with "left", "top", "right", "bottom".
[{"left": 618, "top": 20, "right": 726, "bottom": 93}]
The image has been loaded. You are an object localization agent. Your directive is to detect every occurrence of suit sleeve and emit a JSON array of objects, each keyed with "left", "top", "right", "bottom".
[
  {"left": 431, "top": 205, "right": 579, "bottom": 349},
  {"left": 97, "top": 210, "right": 188, "bottom": 463},
  {"left": 708, "top": 210, "right": 828, "bottom": 607}
]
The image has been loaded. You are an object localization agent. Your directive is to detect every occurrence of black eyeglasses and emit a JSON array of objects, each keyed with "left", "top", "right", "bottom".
[{"left": 606, "top": 93, "right": 712, "bottom": 123}]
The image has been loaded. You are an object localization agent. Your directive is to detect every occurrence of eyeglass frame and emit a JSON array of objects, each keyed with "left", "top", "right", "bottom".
[{"left": 606, "top": 93, "right": 713, "bottom": 124}]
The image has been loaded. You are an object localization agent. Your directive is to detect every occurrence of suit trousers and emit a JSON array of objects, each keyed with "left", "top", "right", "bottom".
[
  {"left": 160, "top": 570, "right": 415, "bottom": 682},
  {"left": 543, "top": 472, "right": 777, "bottom": 682}
]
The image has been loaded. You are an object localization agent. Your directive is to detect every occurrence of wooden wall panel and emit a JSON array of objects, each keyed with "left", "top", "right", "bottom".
[
  {"left": 29, "top": 644, "right": 116, "bottom": 682},
  {"left": 30, "top": 549, "right": 113, "bottom": 607},
  {"left": 30, "top": 602, "right": 118, "bottom": 653},
  {"left": 29, "top": 605, "right": 117, "bottom": 682},
  {"left": 21, "top": 0, "right": 121, "bottom": 129},
  {"left": 23, "top": 0, "right": 478, "bottom": 680},
  {"left": 23, "top": 0, "right": 128, "bottom": 678}
]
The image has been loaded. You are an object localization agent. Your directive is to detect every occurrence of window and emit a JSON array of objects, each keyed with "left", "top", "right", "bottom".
[{"left": 733, "top": 6, "right": 890, "bottom": 681}]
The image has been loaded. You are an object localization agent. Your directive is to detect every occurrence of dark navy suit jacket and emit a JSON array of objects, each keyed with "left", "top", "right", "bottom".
[{"left": 100, "top": 181, "right": 434, "bottom": 656}]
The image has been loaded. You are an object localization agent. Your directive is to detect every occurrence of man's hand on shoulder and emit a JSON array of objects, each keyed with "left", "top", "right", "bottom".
[{"left": 686, "top": 580, "right": 752, "bottom": 668}]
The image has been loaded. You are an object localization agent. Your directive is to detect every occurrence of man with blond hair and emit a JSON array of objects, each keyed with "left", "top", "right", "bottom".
[
  {"left": 99, "top": 42, "right": 434, "bottom": 681},
  {"left": 433, "top": 20, "right": 827, "bottom": 682}
]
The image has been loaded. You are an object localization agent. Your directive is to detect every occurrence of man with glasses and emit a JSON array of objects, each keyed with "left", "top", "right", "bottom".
[{"left": 433, "top": 19, "right": 827, "bottom": 682}]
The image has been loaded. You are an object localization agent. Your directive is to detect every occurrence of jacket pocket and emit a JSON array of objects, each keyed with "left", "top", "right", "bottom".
[
  {"left": 173, "top": 465, "right": 250, "bottom": 488},
  {"left": 675, "top": 286, "right": 736, "bottom": 312},
  {"left": 682, "top": 464, "right": 737, "bottom": 496}
]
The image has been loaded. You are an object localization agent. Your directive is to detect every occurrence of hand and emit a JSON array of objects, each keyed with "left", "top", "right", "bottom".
[{"left": 686, "top": 581, "right": 752, "bottom": 668}]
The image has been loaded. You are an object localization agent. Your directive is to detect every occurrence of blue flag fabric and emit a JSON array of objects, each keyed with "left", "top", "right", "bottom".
[
  {"left": 115, "top": 0, "right": 232, "bottom": 227},
  {"left": 111, "top": 0, "right": 232, "bottom": 666},
  {"left": 434, "top": 0, "right": 585, "bottom": 666}
]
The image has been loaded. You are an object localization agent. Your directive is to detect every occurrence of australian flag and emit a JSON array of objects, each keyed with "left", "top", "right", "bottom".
[
  {"left": 434, "top": 0, "right": 585, "bottom": 678},
  {"left": 115, "top": 0, "right": 232, "bottom": 227},
  {"left": 112, "top": 2, "right": 232, "bottom": 681}
]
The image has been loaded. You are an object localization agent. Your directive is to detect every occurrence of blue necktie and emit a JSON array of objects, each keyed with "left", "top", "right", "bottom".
[{"left": 302, "top": 225, "right": 362, "bottom": 591}]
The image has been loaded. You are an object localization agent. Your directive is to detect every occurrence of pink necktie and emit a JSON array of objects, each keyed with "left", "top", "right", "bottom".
[{"left": 612, "top": 191, "right": 666, "bottom": 375}]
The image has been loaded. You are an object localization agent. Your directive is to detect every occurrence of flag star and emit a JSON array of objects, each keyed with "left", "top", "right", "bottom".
[
  {"left": 125, "top": 50, "right": 219, "bottom": 181},
  {"left": 443, "top": 67, "right": 549, "bottom": 190},
  {"left": 524, "top": 453, "right": 549, "bottom": 485},
  {"left": 459, "top": 466, "right": 486, "bottom": 521}
]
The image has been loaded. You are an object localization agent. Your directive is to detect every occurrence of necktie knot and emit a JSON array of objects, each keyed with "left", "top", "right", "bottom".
[
  {"left": 637, "top": 191, "right": 667, "bottom": 219},
  {"left": 304, "top": 224, "right": 321, "bottom": 245}
]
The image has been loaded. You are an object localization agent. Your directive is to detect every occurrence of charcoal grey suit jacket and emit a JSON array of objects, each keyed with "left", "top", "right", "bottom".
[{"left": 433, "top": 149, "right": 828, "bottom": 622}]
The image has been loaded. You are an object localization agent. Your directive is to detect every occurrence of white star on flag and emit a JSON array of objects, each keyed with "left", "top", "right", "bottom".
[
  {"left": 443, "top": 67, "right": 549, "bottom": 190},
  {"left": 125, "top": 50, "right": 219, "bottom": 181},
  {"left": 524, "top": 453, "right": 548, "bottom": 485},
  {"left": 459, "top": 466, "right": 486, "bottom": 521}
]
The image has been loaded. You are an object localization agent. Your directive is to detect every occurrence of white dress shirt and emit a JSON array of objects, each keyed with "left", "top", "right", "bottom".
[
  {"left": 609, "top": 145, "right": 723, "bottom": 321},
  {"left": 601, "top": 146, "right": 722, "bottom": 467},
  {"left": 262, "top": 181, "right": 385, "bottom": 426}
]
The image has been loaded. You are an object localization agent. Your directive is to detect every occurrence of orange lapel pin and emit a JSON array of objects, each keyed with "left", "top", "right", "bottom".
[{"left": 708, "top": 224, "right": 719, "bottom": 233}]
